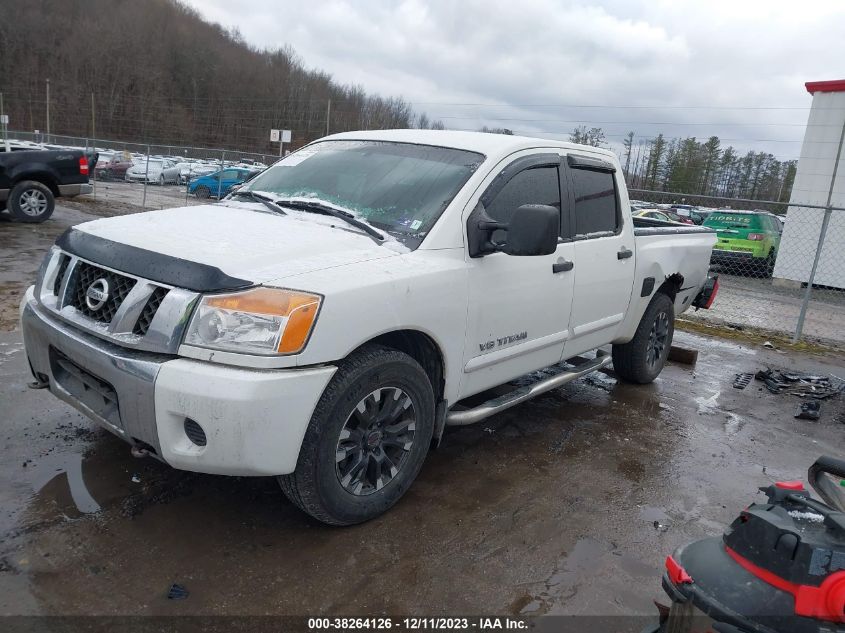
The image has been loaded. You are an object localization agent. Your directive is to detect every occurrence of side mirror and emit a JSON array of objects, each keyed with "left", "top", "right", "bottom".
[
  {"left": 503, "top": 205, "right": 560, "bottom": 256},
  {"left": 467, "top": 203, "right": 559, "bottom": 257}
]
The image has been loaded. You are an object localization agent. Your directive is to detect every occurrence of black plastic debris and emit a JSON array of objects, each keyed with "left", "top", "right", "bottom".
[
  {"left": 167, "top": 583, "right": 189, "bottom": 600},
  {"left": 754, "top": 368, "right": 845, "bottom": 399},
  {"left": 733, "top": 373, "right": 753, "bottom": 390},
  {"left": 795, "top": 401, "right": 821, "bottom": 421}
]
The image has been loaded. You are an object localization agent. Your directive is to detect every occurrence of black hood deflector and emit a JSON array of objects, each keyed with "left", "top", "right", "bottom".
[{"left": 56, "top": 228, "right": 252, "bottom": 293}]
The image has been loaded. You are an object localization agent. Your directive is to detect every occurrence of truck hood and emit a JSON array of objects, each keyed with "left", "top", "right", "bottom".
[{"left": 73, "top": 203, "right": 400, "bottom": 283}]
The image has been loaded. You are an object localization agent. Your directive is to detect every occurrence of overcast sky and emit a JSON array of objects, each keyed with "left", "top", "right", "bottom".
[{"left": 183, "top": 0, "right": 845, "bottom": 159}]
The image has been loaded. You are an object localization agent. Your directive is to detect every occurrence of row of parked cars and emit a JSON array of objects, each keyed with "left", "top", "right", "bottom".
[
  {"left": 94, "top": 151, "right": 266, "bottom": 187},
  {"left": 630, "top": 200, "right": 785, "bottom": 277},
  {"left": 4, "top": 140, "right": 268, "bottom": 196},
  {"left": 630, "top": 200, "right": 712, "bottom": 225}
]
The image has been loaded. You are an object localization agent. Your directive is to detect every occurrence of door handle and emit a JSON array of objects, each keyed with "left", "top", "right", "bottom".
[
  {"left": 553, "top": 259, "right": 574, "bottom": 273},
  {"left": 617, "top": 247, "right": 633, "bottom": 260}
]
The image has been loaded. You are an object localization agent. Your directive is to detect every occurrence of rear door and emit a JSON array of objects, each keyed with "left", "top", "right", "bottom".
[
  {"left": 562, "top": 154, "right": 636, "bottom": 358},
  {"left": 460, "top": 152, "right": 576, "bottom": 399}
]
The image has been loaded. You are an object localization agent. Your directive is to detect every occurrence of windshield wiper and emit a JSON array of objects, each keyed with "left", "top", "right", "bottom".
[
  {"left": 275, "top": 199, "right": 386, "bottom": 244},
  {"left": 229, "top": 190, "right": 287, "bottom": 215}
]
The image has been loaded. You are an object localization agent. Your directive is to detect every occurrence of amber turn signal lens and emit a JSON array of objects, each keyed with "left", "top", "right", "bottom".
[{"left": 278, "top": 299, "right": 320, "bottom": 354}]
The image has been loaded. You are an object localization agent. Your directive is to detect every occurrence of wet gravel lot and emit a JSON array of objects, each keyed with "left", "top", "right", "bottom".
[{"left": 0, "top": 203, "right": 843, "bottom": 619}]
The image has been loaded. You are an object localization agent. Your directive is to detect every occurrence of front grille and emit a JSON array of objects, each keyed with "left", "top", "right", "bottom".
[
  {"left": 53, "top": 254, "right": 70, "bottom": 296},
  {"left": 133, "top": 286, "right": 169, "bottom": 335},
  {"left": 68, "top": 261, "right": 137, "bottom": 324}
]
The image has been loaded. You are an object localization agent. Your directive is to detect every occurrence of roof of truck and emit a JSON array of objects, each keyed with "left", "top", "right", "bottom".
[{"left": 320, "top": 129, "right": 618, "bottom": 161}]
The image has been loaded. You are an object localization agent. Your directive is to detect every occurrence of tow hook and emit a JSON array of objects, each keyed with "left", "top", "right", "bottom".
[
  {"left": 131, "top": 445, "right": 151, "bottom": 459},
  {"left": 27, "top": 370, "right": 49, "bottom": 389}
]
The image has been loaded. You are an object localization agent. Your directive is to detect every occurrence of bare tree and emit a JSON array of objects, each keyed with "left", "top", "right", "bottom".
[{"left": 569, "top": 125, "right": 606, "bottom": 147}]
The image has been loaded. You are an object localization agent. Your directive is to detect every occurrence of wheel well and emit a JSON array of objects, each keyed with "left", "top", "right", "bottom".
[
  {"left": 656, "top": 272, "right": 684, "bottom": 301},
  {"left": 13, "top": 173, "right": 59, "bottom": 197},
  {"left": 365, "top": 330, "right": 445, "bottom": 401}
]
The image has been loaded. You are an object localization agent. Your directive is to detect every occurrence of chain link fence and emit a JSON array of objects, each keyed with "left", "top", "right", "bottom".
[
  {"left": 630, "top": 189, "right": 845, "bottom": 349},
  {"left": 6, "top": 130, "right": 281, "bottom": 211}
]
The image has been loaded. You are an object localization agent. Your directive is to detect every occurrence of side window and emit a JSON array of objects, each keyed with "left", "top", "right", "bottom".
[
  {"left": 570, "top": 167, "right": 619, "bottom": 236},
  {"left": 485, "top": 166, "right": 561, "bottom": 241}
]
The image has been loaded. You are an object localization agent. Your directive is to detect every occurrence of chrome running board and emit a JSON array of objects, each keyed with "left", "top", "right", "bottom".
[{"left": 445, "top": 350, "right": 612, "bottom": 426}]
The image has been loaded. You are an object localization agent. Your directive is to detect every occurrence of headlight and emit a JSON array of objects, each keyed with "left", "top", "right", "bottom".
[{"left": 184, "top": 287, "right": 322, "bottom": 355}]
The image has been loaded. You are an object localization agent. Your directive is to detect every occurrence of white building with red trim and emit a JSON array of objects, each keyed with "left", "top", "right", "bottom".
[{"left": 773, "top": 79, "right": 845, "bottom": 289}]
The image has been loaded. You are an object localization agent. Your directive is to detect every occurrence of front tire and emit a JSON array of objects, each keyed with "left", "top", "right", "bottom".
[
  {"left": 612, "top": 293, "right": 674, "bottom": 384},
  {"left": 8, "top": 180, "right": 55, "bottom": 223},
  {"left": 194, "top": 185, "right": 210, "bottom": 199},
  {"left": 279, "top": 345, "right": 435, "bottom": 526}
]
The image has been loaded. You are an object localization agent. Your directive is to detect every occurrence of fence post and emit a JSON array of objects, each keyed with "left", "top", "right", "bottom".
[
  {"left": 792, "top": 115, "right": 845, "bottom": 342},
  {"left": 217, "top": 151, "right": 224, "bottom": 199},
  {"left": 142, "top": 144, "right": 150, "bottom": 209},
  {"left": 185, "top": 159, "right": 191, "bottom": 205}
]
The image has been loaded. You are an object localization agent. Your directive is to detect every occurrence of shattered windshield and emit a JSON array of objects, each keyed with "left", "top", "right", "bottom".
[{"left": 243, "top": 140, "right": 485, "bottom": 249}]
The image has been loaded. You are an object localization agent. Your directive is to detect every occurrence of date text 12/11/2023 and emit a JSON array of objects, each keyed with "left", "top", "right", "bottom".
[{"left": 307, "top": 617, "right": 529, "bottom": 630}]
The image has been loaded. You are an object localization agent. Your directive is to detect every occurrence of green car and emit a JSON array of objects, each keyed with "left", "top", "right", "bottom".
[{"left": 704, "top": 211, "right": 783, "bottom": 277}]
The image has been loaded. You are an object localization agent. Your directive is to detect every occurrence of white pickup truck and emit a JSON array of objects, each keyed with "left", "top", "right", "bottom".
[{"left": 21, "top": 130, "right": 718, "bottom": 525}]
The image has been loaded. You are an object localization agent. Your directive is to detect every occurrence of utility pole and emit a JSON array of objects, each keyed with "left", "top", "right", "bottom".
[
  {"left": 326, "top": 99, "right": 331, "bottom": 136},
  {"left": 0, "top": 92, "right": 8, "bottom": 152},
  {"left": 45, "top": 78, "right": 51, "bottom": 142},
  {"left": 91, "top": 92, "right": 96, "bottom": 141}
]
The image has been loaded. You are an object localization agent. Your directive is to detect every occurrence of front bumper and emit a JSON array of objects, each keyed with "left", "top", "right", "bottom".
[
  {"left": 57, "top": 183, "right": 93, "bottom": 197},
  {"left": 21, "top": 287, "right": 336, "bottom": 476}
]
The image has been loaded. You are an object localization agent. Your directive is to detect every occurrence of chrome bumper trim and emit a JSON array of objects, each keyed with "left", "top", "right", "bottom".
[
  {"left": 57, "top": 183, "right": 93, "bottom": 197},
  {"left": 21, "top": 296, "right": 170, "bottom": 454}
]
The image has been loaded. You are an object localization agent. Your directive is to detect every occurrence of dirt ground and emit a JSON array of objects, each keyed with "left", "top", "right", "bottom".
[
  {"left": 0, "top": 201, "right": 843, "bottom": 622},
  {"left": 688, "top": 268, "right": 845, "bottom": 349},
  {"left": 85, "top": 178, "right": 208, "bottom": 212}
]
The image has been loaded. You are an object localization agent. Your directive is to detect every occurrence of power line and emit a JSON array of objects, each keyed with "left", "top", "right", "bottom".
[{"left": 430, "top": 116, "right": 813, "bottom": 126}]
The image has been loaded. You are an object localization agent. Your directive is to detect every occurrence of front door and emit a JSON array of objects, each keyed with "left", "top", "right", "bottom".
[{"left": 460, "top": 153, "right": 576, "bottom": 400}]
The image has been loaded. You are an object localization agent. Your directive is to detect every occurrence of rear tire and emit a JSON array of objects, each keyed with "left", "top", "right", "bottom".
[
  {"left": 8, "top": 180, "right": 55, "bottom": 223},
  {"left": 612, "top": 293, "right": 674, "bottom": 384},
  {"left": 279, "top": 345, "right": 435, "bottom": 526}
]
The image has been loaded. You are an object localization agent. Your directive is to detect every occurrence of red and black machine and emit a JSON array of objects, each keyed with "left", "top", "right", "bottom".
[{"left": 653, "top": 456, "right": 845, "bottom": 633}]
